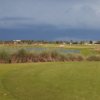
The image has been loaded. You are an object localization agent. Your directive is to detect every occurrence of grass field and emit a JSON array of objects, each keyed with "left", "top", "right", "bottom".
[{"left": 0, "top": 62, "right": 100, "bottom": 100}]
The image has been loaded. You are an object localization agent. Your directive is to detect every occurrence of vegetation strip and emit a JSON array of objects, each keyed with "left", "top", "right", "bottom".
[{"left": 0, "top": 48, "right": 100, "bottom": 63}]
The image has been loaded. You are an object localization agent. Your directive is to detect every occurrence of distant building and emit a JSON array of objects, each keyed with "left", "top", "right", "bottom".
[
  {"left": 92, "top": 41, "right": 97, "bottom": 44},
  {"left": 13, "top": 40, "right": 21, "bottom": 42},
  {"left": 13, "top": 40, "right": 21, "bottom": 44}
]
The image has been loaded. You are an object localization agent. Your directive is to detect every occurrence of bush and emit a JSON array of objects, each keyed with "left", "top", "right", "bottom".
[
  {"left": 76, "top": 55, "right": 84, "bottom": 61},
  {"left": 86, "top": 55, "right": 100, "bottom": 61},
  {"left": 11, "top": 49, "right": 28, "bottom": 63},
  {"left": 0, "top": 50, "right": 11, "bottom": 63},
  {"left": 40, "top": 51, "right": 51, "bottom": 58},
  {"left": 17, "top": 49, "right": 27, "bottom": 58},
  {"left": 66, "top": 54, "right": 77, "bottom": 61},
  {"left": 59, "top": 54, "right": 68, "bottom": 61},
  {"left": 66, "top": 54, "right": 84, "bottom": 61},
  {"left": 51, "top": 51, "right": 60, "bottom": 61}
]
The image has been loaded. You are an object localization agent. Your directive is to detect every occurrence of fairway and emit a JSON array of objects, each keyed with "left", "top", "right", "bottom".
[{"left": 0, "top": 62, "right": 100, "bottom": 100}]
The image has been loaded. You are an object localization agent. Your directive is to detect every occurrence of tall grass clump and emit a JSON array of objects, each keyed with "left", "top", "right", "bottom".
[
  {"left": 58, "top": 54, "right": 68, "bottom": 61},
  {"left": 39, "top": 51, "right": 52, "bottom": 62},
  {"left": 51, "top": 51, "right": 61, "bottom": 61},
  {"left": 76, "top": 55, "right": 84, "bottom": 61},
  {"left": 66, "top": 54, "right": 84, "bottom": 61},
  {"left": 86, "top": 55, "right": 100, "bottom": 61},
  {"left": 11, "top": 49, "right": 28, "bottom": 63},
  {"left": 0, "top": 50, "right": 11, "bottom": 63},
  {"left": 33, "top": 51, "right": 68, "bottom": 62},
  {"left": 29, "top": 53, "right": 40, "bottom": 62}
]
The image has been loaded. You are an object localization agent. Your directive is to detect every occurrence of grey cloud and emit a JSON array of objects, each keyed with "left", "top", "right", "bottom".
[
  {"left": 0, "top": 0, "right": 100, "bottom": 29},
  {"left": 0, "top": 17, "right": 35, "bottom": 28},
  {"left": 0, "top": 17, "right": 33, "bottom": 21}
]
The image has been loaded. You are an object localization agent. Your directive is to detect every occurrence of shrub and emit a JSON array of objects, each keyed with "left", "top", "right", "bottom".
[
  {"left": 0, "top": 50, "right": 11, "bottom": 63},
  {"left": 66, "top": 54, "right": 84, "bottom": 61},
  {"left": 86, "top": 55, "right": 100, "bottom": 61},
  {"left": 66, "top": 54, "right": 77, "bottom": 61},
  {"left": 40, "top": 51, "right": 51, "bottom": 58},
  {"left": 51, "top": 51, "right": 60, "bottom": 61},
  {"left": 17, "top": 49, "right": 27, "bottom": 57},
  {"left": 11, "top": 49, "right": 28, "bottom": 63},
  {"left": 76, "top": 55, "right": 84, "bottom": 61},
  {"left": 59, "top": 54, "right": 68, "bottom": 61}
]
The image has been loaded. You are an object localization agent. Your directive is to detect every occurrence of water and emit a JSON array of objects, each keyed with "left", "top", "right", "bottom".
[{"left": 25, "top": 47, "right": 80, "bottom": 54}]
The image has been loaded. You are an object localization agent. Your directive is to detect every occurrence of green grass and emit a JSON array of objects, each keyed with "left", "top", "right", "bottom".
[{"left": 0, "top": 62, "right": 100, "bottom": 100}]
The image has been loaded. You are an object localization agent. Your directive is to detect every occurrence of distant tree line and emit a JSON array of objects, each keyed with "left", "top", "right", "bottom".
[{"left": 0, "top": 40, "right": 100, "bottom": 45}]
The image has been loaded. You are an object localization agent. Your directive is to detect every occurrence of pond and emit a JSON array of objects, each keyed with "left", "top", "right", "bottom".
[{"left": 25, "top": 47, "right": 80, "bottom": 54}]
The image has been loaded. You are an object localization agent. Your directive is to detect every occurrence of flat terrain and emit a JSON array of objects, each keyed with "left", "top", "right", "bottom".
[{"left": 0, "top": 62, "right": 100, "bottom": 100}]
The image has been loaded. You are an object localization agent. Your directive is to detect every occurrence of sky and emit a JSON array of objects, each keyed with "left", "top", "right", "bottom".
[{"left": 0, "top": 0, "right": 100, "bottom": 41}]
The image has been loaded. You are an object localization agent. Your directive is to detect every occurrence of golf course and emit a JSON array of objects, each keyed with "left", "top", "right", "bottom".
[
  {"left": 0, "top": 62, "right": 100, "bottom": 100},
  {"left": 1, "top": 0, "right": 100, "bottom": 99}
]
